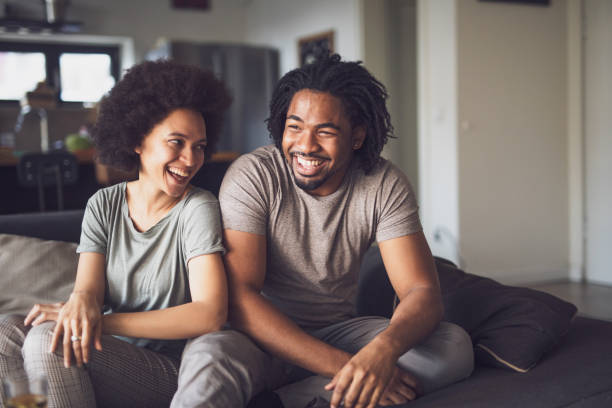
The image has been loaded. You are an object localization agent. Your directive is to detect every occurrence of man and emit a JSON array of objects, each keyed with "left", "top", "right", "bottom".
[{"left": 171, "top": 54, "right": 473, "bottom": 408}]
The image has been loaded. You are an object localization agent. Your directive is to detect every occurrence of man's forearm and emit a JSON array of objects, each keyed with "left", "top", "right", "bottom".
[
  {"left": 373, "top": 286, "right": 443, "bottom": 358},
  {"left": 230, "top": 288, "right": 351, "bottom": 377}
]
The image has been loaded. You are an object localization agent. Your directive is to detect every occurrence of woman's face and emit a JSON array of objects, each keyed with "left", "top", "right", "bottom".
[{"left": 134, "top": 108, "right": 207, "bottom": 198}]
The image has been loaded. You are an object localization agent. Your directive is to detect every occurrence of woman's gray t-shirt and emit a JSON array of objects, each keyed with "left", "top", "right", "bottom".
[{"left": 77, "top": 182, "right": 224, "bottom": 353}]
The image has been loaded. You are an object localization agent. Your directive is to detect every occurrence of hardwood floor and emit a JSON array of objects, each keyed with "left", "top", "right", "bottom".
[{"left": 529, "top": 281, "right": 612, "bottom": 322}]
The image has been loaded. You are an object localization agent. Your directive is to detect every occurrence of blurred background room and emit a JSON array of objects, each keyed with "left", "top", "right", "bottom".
[{"left": 0, "top": 0, "right": 610, "bottom": 316}]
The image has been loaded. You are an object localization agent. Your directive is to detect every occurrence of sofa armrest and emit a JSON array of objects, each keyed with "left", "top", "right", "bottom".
[{"left": 0, "top": 210, "right": 84, "bottom": 243}]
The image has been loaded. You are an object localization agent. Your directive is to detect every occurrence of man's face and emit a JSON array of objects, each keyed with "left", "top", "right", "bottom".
[{"left": 281, "top": 89, "right": 365, "bottom": 196}]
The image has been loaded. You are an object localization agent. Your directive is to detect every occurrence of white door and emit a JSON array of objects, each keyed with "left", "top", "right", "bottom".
[{"left": 584, "top": 0, "right": 612, "bottom": 285}]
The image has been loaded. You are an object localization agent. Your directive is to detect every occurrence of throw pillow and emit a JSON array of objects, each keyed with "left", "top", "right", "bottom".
[
  {"left": 0, "top": 233, "right": 78, "bottom": 316},
  {"left": 357, "top": 246, "right": 577, "bottom": 372},
  {"left": 436, "top": 260, "right": 577, "bottom": 372}
]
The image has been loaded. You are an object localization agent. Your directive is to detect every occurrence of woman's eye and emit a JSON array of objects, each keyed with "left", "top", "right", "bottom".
[{"left": 169, "top": 139, "right": 183, "bottom": 146}]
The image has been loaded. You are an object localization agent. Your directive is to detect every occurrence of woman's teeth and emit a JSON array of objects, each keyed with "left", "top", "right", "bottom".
[{"left": 168, "top": 167, "right": 188, "bottom": 177}]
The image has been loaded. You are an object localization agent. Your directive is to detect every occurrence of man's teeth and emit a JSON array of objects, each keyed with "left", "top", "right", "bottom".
[
  {"left": 168, "top": 167, "right": 188, "bottom": 177},
  {"left": 296, "top": 156, "right": 322, "bottom": 167}
]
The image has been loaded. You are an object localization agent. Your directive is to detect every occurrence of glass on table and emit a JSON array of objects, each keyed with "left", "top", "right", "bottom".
[{"left": 2, "top": 376, "right": 47, "bottom": 408}]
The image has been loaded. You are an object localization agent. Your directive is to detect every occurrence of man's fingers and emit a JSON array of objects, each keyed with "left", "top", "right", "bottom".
[
  {"left": 341, "top": 371, "right": 367, "bottom": 408},
  {"left": 398, "top": 370, "right": 420, "bottom": 392},
  {"left": 329, "top": 370, "right": 352, "bottom": 408},
  {"left": 365, "top": 385, "right": 385, "bottom": 408},
  {"left": 353, "top": 377, "right": 377, "bottom": 408},
  {"left": 392, "top": 382, "right": 417, "bottom": 401}
]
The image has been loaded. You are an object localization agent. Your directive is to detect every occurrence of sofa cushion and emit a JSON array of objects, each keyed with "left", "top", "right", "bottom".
[
  {"left": 357, "top": 246, "right": 577, "bottom": 372},
  {"left": 0, "top": 234, "right": 77, "bottom": 315}
]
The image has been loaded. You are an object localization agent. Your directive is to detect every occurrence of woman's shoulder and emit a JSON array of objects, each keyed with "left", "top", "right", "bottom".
[
  {"left": 182, "top": 186, "right": 219, "bottom": 213},
  {"left": 87, "top": 182, "right": 126, "bottom": 210}
]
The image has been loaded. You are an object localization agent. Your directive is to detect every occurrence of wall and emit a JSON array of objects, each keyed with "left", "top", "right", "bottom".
[
  {"left": 456, "top": 0, "right": 568, "bottom": 283},
  {"left": 584, "top": 0, "right": 612, "bottom": 285},
  {"left": 243, "top": 0, "right": 362, "bottom": 76},
  {"left": 68, "top": 0, "right": 247, "bottom": 61},
  {"left": 362, "top": 0, "right": 419, "bottom": 196},
  {"left": 417, "top": 0, "right": 460, "bottom": 264}
]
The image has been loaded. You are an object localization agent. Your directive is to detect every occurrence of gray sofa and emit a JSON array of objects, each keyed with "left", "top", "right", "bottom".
[{"left": 1, "top": 210, "right": 612, "bottom": 407}]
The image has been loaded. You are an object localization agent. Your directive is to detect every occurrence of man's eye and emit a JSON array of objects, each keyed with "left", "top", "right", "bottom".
[
  {"left": 287, "top": 124, "right": 300, "bottom": 130},
  {"left": 169, "top": 139, "right": 183, "bottom": 146},
  {"left": 196, "top": 144, "right": 207, "bottom": 151}
]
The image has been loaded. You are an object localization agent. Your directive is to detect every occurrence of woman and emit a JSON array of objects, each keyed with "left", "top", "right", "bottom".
[{"left": 0, "top": 59, "right": 232, "bottom": 407}]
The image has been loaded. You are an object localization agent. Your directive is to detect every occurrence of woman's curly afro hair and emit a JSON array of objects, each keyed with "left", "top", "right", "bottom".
[
  {"left": 266, "top": 53, "right": 393, "bottom": 174},
  {"left": 93, "top": 59, "right": 232, "bottom": 172}
]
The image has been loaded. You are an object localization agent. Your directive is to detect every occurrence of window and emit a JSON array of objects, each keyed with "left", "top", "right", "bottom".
[{"left": 0, "top": 41, "right": 119, "bottom": 105}]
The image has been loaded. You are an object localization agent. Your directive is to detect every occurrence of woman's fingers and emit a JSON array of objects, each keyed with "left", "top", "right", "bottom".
[
  {"left": 24, "top": 304, "right": 41, "bottom": 326},
  {"left": 94, "top": 321, "right": 103, "bottom": 352},
  {"left": 62, "top": 320, "right": 72, "bottom": 368},
  {"left": 70, "top": 319, "right": 83, "bottom": 367},
  {"left": 25, "top": 303, "right": 64, "bottom": 326}
]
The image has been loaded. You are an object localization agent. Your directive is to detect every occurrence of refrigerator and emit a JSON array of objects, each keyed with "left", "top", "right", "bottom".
[{"left": 146, "top": 40, "right": 279, "bottom": 154}]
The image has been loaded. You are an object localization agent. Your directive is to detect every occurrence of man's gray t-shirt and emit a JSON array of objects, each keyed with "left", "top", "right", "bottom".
[
  {"left": 219, "top": 145, "right": 422, "bottom": 328},
  {"left": 77, "top": 182, "right": 224, "bottom": 353}
]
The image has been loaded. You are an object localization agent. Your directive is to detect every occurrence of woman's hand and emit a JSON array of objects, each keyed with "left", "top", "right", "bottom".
[
  {"left": 24, "top": 302, "right": 65, "bottom": 326},
  {"left": 49, "top": 291, "right": 103, "bottom": 368}
]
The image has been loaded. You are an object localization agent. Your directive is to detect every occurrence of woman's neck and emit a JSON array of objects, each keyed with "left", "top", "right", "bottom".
[{"left": 125, "top": 179, "right": 188, "bottom": 232}]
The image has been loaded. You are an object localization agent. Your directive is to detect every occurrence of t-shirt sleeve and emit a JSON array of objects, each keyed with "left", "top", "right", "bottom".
[
  {"left": 218, "top": 154, "right": 271, "bottom": 236},
  {"left": 375, "top": 164, "right": 423, "bottom": 243},
  {"left": 181, "top": 198, "right": 225, "bottom": 263},
  {"left": 77, "top": 191, "right": 108, "bottom": 254}
]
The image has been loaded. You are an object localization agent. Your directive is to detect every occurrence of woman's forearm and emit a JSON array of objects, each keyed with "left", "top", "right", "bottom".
[{"left": 101, "top": 301, "right": 226, "bottom": 340}]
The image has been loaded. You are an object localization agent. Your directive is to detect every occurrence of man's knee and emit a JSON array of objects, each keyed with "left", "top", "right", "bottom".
[
  {"left": 399, "top": 322, "right": 474, "bottom": 394},
  {"left": 433, "top": 322, "right": 474, "bottom": 380},
  {"left": 182, "top": 330, "right": 257, "bottom": 366},
  {"left": 173, "top": 330, "right": 265, "bottom": 408}
]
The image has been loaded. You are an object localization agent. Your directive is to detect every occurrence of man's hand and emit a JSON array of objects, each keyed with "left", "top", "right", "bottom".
[{"left": 324, "top": 341, "right": 420, "bottom": 408}]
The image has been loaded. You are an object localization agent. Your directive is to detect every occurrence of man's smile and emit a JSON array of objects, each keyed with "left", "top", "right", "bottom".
[{"left": 291, "top": 152, "right": 328, "bottom": 177}]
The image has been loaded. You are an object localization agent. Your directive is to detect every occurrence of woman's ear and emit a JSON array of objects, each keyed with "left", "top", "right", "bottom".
[
  {"left": 134, "top": 145, "right": 142, "bottom": 155},
  {"left": 352, "top": 126, "right": 366, "bottom": 150}
]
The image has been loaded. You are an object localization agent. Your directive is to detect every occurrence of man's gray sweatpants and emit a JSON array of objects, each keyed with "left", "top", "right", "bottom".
[{"left": 170, "top": 317, "right": 474, "bottom": 408}]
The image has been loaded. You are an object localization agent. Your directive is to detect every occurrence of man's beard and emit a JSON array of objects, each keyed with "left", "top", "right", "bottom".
[{"left": 293, "top": 174, "right": 327, "bottom": 192}]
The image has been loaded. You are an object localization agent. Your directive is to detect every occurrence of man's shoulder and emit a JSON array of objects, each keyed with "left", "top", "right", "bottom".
[
  {"left": 223, "top": 145, "right": 286, "bottom": 188},
  {"left": 232, "top": 145, "right": 284, "bottom": 171},
  {"left": 357, "top": 158, "right": 410, "bottom": 188}
]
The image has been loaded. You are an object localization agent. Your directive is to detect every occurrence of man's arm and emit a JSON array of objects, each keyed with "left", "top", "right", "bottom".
[
  {"left": 223, "top": 228, "right": 352, "bottom": 377},
  {"left": 327, "top": 231, "right": 443, "bottom": 408}
]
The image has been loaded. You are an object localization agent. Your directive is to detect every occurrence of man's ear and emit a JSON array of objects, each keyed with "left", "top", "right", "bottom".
[
  {"left": 352, "top": 126, "right": 366, "bottom": 150},
  {"left": 134, "top": 145, "right": 142, "bottom": 155}
]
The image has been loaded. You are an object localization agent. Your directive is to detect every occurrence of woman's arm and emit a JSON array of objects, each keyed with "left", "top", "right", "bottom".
[
  {"left": 49, "top": 252, "right": 106, "bottom": 368},
  {"left": 101, "top": 252, "right": 227, "bottom": 339}
]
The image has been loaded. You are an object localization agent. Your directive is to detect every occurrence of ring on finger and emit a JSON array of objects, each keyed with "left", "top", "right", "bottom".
[{"left": 70, "top": 335, "right": 82, "bottom": 342}]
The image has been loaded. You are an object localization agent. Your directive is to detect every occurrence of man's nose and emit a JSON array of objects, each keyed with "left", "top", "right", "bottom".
[{"left": 295, "top": 130, "right": 318, "bottom": 153}]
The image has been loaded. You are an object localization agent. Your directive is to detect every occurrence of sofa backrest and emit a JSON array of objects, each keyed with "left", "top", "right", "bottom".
[{"left": 0, "top": 210, "right": 84, "bottom": 243}]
